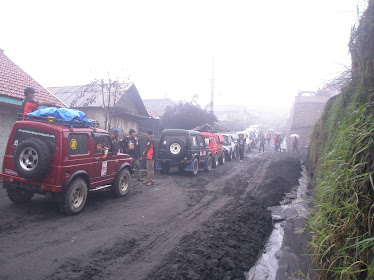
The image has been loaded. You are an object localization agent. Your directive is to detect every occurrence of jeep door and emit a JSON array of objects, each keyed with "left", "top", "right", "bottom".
[
  {"left": 92, "top": 134, "right": 116, "bottom": 186},
  {"left": 195, "top": 134, "right": 207, "bottom": 163}
]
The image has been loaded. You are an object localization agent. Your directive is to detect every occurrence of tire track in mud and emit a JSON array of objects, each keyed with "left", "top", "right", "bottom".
[{"left": 47, "top": 157, "right": 274, "bottom": 280}]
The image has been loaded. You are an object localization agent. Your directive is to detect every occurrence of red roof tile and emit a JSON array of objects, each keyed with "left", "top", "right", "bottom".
[{"left": 0, "top": 50, "right": 66, "bottom": 107}]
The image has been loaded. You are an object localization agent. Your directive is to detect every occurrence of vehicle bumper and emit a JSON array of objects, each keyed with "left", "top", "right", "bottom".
[
  {"left": 0, "top": 173, "right": 63, "bottom": 193},
  {"left": 156, "top": 159, "right": 194, "bottom": 171}
]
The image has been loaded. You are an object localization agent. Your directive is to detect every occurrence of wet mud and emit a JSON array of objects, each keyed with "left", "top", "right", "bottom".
[{"left": 0, "top": 150, "right": 302, "bottom": 280}]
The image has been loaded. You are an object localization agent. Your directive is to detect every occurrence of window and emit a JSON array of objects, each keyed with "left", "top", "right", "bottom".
[
  {"left": 213, "top": 136, "right": 217, "bottom": 145},
  {"left": 197, "top": 135, "right": 205, "bottom": 147},
  {"left": 69, "top": 134, "right": 88, "bottom": 155},
  {"left": 94, "top": 135, "right": 113, "bottom": 153},
  {"left": 190, "top": 135, "right": 198, "bottom": 147}
]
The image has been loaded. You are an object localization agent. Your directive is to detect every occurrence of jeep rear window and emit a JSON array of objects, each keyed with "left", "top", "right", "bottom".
[
  {"left": 160, "top": 135, "right": 187, "bottom": 147},
  {"left": 69, "top": 134, "right": 88, "bottom": 155},
  {"left": 13, "top": 128, "right": 56, "bottom": 154}
]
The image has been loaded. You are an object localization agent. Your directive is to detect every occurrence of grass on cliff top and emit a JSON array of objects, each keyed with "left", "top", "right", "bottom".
[{"left": 309, "top": 104, "right": 374, "bottom": 279}]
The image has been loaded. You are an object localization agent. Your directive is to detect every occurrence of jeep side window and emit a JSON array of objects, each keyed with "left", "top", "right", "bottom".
[
  {"left": 94, "top": 135, "right": 113, "bottom": 153},
  {"left": 191, "top": 136, "right": 198, "bottom": 147},
  {"left": 197, "top": 135, "right": 205, "bottom": 147},
  {"left": 69, "top": 134, "right": 88, "bottom": 155}
]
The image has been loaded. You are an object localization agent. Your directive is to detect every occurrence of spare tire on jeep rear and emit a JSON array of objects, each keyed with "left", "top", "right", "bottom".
[
  {"left": 167, "top": 140, "right": 186, "bottom": 157},
  {"left": 13, "top": 138, "right": 51, "bottom": 181}
]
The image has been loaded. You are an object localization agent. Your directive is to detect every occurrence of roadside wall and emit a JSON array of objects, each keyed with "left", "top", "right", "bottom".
[
  {"left": 0, "top": 104, "right": 18, "bottom": 170},
  {"left": 286, "top": 96, "right": 331, "bottom": 153}
]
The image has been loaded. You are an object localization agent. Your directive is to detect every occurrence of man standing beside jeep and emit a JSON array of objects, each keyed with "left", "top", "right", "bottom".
[
  {"left": 120, "top": 129, "right": 143, "bottom": 181},
  {"left": 143, "top": 131, "right": 155, "bottom": 186}
]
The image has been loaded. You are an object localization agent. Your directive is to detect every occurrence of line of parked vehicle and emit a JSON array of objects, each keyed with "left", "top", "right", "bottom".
[{"left": 155, "top": 127, "right": 260, "bottom": 176}]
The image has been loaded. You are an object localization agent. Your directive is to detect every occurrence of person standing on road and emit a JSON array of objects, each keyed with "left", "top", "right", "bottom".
[
  {"left": 110, "top": 129, "right": 121, "bottom": 153},
  {"left": 143, "top": 131, "right": 155, "bottom": 186},
  {"left": 292, "top": 136, "right": 299, "bottom": 154},
  {"left": 120, "top": 129, "right": 143, "bottom": 181},
  {"left": 237, "top": 133, "right": 246, "bottom": 162},
  {"left": 259, "top": 135, "right": 266, "bottom": 153}
]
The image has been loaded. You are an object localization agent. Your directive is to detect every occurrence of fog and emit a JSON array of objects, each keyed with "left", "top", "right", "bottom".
[{"left": 0, "top": 0, "right": 368, "bottom": 117}]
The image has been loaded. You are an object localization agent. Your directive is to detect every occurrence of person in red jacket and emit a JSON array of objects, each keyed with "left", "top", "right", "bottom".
[
  {"left": 19, "top": 87, "right": 51, "bottom": 118},
  {"left": 143, "top": 131, "right": 156, "bottom": 186}
]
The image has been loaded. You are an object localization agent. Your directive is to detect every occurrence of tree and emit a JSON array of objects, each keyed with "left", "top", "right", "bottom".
[
  {"left": 71, "top": 76, "right": 128, "bottom": 130},
  {"left": 161, "top": 101, "right": 217, "bottom": 130}
]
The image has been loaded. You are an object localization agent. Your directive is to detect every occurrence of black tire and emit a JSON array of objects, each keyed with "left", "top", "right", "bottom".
[
  {"left": 227, "top": 150, "right": 232, "bottom": 161},
  {"left": 6, "top": 187, "right": 34, "bottom": 203},
  {"left": 167, "top": 140, "right": 186, "bottom": 158},
  {"left": 59, "top": 178, "right": 87, "bottom": 215},
  {"left": 204, "top": 155, "right": 213, "bottom": 172},
  {"left": 111, "top": 168, "right": 131, "bottom": 198},
  {"left": 212, "top": 153, "right": 219, "bottom": 168},
  {"left": 191, "top": 157, "right": 199, "bottom": 176},
  {"left": 160, "top": 164, "right": 170, "bottom": 174},
  {"left": 13, "top": 138, "right": 51, "bottom": 181},
  {"left": 219, "top": 151, "right": 225, "bottom": 165}
]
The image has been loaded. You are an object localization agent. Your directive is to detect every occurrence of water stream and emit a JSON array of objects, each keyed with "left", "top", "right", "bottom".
[{"left": 247, "top": 165, "right": 310, "bottom": 280}]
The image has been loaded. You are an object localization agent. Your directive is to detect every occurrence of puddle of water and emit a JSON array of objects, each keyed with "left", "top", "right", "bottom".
[{"left": 246, "top": 165, "right": 310, "bottom": 280}]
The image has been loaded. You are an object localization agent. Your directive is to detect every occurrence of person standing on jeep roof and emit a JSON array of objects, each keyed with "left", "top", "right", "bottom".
[
  {"left": 120, "top": 129, "right": 143, "bottom": 181},
  {"left": 19, "top": 87, "right": 51, "bottom": 118},
  {"left": 143, "top": 131, "right": 155, "bottom": 186},
  {"left": 237, "top": 133, "right": 246, "bottom": 162}
]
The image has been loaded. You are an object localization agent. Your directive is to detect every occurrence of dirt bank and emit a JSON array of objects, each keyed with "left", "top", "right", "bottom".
[{"left": 0, "top": 150, "right": 301, "bottom": 280}]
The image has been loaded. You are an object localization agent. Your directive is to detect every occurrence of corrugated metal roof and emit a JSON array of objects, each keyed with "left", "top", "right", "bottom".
[
  {"left": 143, "top": 98, "right": 177, "bottom": 117},
  {"left": 0, "top": 50, "right": 66, "bottom": 107},
  {"left": 50, "top": 83, "right": 149, "bottom": 117}
]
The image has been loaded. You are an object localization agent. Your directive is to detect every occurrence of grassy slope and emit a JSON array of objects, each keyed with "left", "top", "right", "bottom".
[{"left": 307, "top": 1, "right": 374, "bottom": 279}]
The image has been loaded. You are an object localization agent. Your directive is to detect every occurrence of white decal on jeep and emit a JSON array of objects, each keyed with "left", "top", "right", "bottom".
[
  {"left": 18, "top": 129, "right": 55, "bottom": 138},
  {"left": 101, "top": 161, "right": 107, "bottom": 176},
  {"left": 4, "top": 168, "right": 18, "bottom": 176}
]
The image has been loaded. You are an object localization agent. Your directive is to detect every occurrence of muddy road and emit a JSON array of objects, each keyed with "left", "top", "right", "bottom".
[{"left": 0, "top": 151, "right": 301, "bottom": 280}]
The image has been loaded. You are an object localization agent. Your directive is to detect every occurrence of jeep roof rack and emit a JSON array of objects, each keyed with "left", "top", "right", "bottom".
[{"left": 17, "top": 113, "right": 99, "bottom": 130}]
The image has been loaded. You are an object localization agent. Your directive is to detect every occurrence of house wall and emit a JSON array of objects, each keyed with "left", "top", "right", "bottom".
[
  {"left": 78, "top": 107, "right": 139, "bottom": 138},
  {"left": 0, "top": 104, "right": 18, "bottom": 170}
]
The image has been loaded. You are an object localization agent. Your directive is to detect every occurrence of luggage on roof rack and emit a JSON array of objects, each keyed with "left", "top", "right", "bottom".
[{"left": 19, "top": 108, "right": 96, "bottom": 128}]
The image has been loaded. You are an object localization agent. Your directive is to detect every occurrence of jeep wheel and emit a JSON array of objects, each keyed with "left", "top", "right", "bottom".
[
  {"left": 212, "top": 153, "right": 219, "bottom": 168},
  {"left": 111, "top": 168, "right": 131, "bottom": 197},
  {"left": 6, "top": 187, "right": 34, "bottom": 203},
  {"left": 59, "top": 178, "right": 87, "bottom": 215},
  {"left": 219, "top": 151, "right": 225, "bottom": 165},
  {"left": 227, "top": 150, "right": 233, "bottom": 161},
  {"left": 168, "top": 140, "right": 186, "bottom": 157},
  {"left": 160, "top": 164, "right": 170, "bottom": 174},
  {"left": 204, "top": 155, "right": 212, "bottom": 172},
  {"left": 191, "top": 158, "right": 199, "bottom": 176},
  {"left": 14, "top": 138, "right": 51, "bottom": 181}
]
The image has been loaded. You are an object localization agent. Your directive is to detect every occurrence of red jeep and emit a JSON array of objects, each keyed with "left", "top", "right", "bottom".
[
  {"left": 200, "top": 132, "right": 225, "bottom": 168},
  {"left": 0, "top": 114, "right": 134, "bottom": 215}
]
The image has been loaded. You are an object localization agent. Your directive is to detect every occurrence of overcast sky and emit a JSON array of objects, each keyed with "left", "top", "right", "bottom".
[{"left": 0, "top": 0, "right": 368, "bottom": 111}]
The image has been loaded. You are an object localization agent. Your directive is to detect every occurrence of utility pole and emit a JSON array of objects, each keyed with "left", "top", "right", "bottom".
[{"left": 210, "top": 56, "right": 215, "bottom": 113}]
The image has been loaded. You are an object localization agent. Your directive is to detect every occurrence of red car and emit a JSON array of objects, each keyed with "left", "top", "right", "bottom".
[
  {"left": 0, "top": 115, "right": 134, "bottom": 215},
  {"left": 200, "top": 132, "right": 225, "bottom": 168}
]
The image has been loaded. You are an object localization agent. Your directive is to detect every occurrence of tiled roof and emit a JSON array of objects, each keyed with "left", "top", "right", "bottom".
[{"left": 0, "top": 50, "right": 66, "bottom": 107}]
